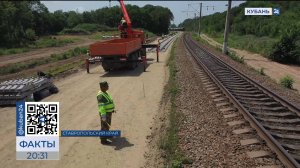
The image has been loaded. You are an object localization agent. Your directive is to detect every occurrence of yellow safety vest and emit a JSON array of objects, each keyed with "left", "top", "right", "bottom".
[{"left": 97, "top": 91, "right": 115, "bottom": 115}]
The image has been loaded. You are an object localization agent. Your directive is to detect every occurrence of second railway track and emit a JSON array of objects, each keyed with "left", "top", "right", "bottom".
[
  {"left": 183, "top": 33, "right": 300, "bottom": 168},
  {"left": 147, "top": 33, "right": 178, "bottom": 52}
]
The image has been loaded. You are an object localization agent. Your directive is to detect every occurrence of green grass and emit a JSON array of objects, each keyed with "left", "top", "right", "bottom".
[
  {"left": 228, "top": 51, "right": 245, "bottom": 64},
  {"left": 88, "top": 29, "right": 155, "bottom": 40},
  {"left": 209, "top": 33, "right": 277, "bottom": 57},
  {"left": 257, "top": 67, "right": 266, "bottom": 76},
  {"left": 191, "top": 33, "right": 245, "bottom": 64},
  {"left": 59, "top": 24, "right": 117, "bottom": 35},
  {"left": 280, "top": 75, "right": 294, "bottom": 89},
  {"left": 160, "top": 39, "right": 191, "bottom": 168},
  {"left": 0, "top": 37, "right": 77, "bottom": 56},
  {"left": 0, "top": 47, "right": 87, "bottom": 76},
  {"left": 47, "top": 60, "right": 84, "bottom": 76},
  {"left": 32, "top": 37, "right": 78, "bottom": 48},
  {"left": 88, "top": 31, "right": 119, "bottom": 40},
  {"left": 74, "top": 23, "right": 99, "bottom": 32},
  {"left": 59, "top": 28, "right": 91, "bottom": 35},
  {"left": 0, "top": 48, "right": 30, "bottom": 55},
  {"left": 143, "top": 29, "right": 156, "bottom": 38},
  {"left": 192, "top": 33, "right": 209, "bottom": 46}
]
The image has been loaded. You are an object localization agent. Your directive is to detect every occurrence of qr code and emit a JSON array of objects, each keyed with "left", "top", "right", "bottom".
[{"left": 25, "top": 102, "right": 59, "bottom": 136}]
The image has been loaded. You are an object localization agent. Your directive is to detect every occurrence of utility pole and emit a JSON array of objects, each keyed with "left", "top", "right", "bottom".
[
  {"left": 187, "top": 3, "right": 214, "bottom": 36},
  {"left": 194, "top": 13, "right": 197, "bottom": 33},
  {"left": 198, "top": 3, "right": 202, "bottom": 36},
  {"left": 223, "top": 0, "right": 232, "bottom": 55}
]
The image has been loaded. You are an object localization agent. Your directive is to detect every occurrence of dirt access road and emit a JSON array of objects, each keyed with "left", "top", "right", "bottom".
[
  {"left": 201, "top": 34, "right": 300, "bottom": 92},
  {"left": 0, "top": 36, "right": 96, "bottom": 67},
  {"left": 0, "top": 36, "right": 176, "bottom": 168}
]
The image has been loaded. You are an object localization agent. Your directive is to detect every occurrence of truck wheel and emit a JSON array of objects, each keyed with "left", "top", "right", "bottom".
[
  {"left": 103, "top": 67, "right": 110, "bottom": 72},
  {"left": 126, "top": 62, "right": 134, "bottom": 70},
  {"left": 134, "top": 53, "right": 138, "bottom": 67},
  {"left": 133, "top": 52, "right": 139, "bottom": 69},
  {"left": 128, "top": 53, "right": 137, "bottom": 70},
  {"left": 102, "top": 62, "right": 111, "bottom": 72}
]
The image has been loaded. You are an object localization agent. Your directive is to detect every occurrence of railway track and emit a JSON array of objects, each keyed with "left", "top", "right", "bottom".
[
  {"left": 183, "top": 33, "right": 300, "bottom": 168},
  {"left": 147, "top": 33, "right": 178, "bottom": 52}
]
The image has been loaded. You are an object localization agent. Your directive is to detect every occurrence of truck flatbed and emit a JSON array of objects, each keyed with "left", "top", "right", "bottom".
[{"left": 89, "top": 38, "right": 141, "bottom": 57}]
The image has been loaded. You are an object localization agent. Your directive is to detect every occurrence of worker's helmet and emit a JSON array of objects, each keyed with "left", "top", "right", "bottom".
[{"left": 99, "top": 81, "right": 109, "bottom": 87}]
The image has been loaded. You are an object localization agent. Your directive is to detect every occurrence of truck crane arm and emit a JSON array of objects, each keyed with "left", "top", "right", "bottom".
[{"left": 119, "top": 0, "right": 132, "bottom": 33}]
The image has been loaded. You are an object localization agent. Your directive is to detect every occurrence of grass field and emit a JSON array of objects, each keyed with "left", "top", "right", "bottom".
[
  {"left": 47, "top": 60, "right": 84, "bottom": 76},
  {"left": 192, "top": 33, "right": 245, "bottom": 64},
  {"left": 88, "top": 31, "right": 119, "bottom": 40},
  {"left": 0, "top": 36, "right": 80, "bottom": 56},
  {"left": 209, "top": 33, "right": 277, "bottom": 57},
  {"left": 0, "top": 47, "right": 87, "bottom": 76},
  {"left": 88, "top": 30, "right": 155, "bottom": 40}
]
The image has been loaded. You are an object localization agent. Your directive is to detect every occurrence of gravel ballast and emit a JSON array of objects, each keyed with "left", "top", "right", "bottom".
[{"left": 175, "top": 36, "right": 283, "bottom": 167}]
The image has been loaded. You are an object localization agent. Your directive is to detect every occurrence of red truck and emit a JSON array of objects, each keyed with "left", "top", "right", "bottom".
[{"left": 86, "top": 0, "right": 159, "bottom": 73}]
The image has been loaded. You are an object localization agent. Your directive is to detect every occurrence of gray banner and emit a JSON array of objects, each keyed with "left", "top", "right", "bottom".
[{"left": 16, "top": 151, "right": 59, "bottom": 160}]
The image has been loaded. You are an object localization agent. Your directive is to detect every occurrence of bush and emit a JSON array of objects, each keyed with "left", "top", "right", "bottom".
[
  {"left": 228, "top": 52, "right": 245, "bottom": 64},
  {"left": 79, "top": 47, "right": 87, "bottom": 53},
  {"left": 280, "top": 75, "right": 294, "bottom": 89},
  {"left": 25, "top": 29, "right": 36, "bottom": 41},
  {"left": 73, "top": 47, "right": 82, "bottom": 55},
  {"left": 60, "top": 24, "right": 116, "bottom": 35},
  {"left": 60, "top": 28, "right": 90, "bottom": 35},
  {"left": 269, "top": 25, "right": 300, "bottom": 64},
  {"left": 74, "top": 23, "right": 99, "bottom": 32},
  {"left": 34, "top": 37, "right": 74, "bottom": 48},
  {"left": 75, "top": 23, "right": 117, "bottom": 32},
  {"left": 258, "top": 67, "right": 266, "bottom": 76}
]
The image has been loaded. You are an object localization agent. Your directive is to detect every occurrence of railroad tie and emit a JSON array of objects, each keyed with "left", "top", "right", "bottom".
[
  {"left": 220, "top": 107, "right": 237, "bottom": 113},
  {"left": 209, "top": 90, "right": 221, "bottom": 94},
  {"left": 211, "top": 94, "right": 223, "bottom": 99},
  {"left": 233, "top": 127, "right": 253, "bottom": 134},
  {"left": 207, "top": 87, "right": 218, "bottom": 91},
  {"left": 201, "top": 79, "right": 210, "bottom": 83},
  {"left": 204, "top": 84, "right": 215, "bottom": 89},
  {"left": 223, "top": 113, "right": 238, "bottom": 119},
  {"left": 246, "top": 150, "right": 271, "bottom": 158},
  {"left": 240, "top": 138, "right": 260, "bottom": 146},
  {"left": 203, "top": 82, "right": 213, "bottom": 86},
  {"left": 227, "top": 120, "right": 245, "bottom": 126},
  {"left": 216, "top": 102, "right": 231, "bottom": 107},
  {"left": 256, "top": 165, "right": 282, "bottom": 168}
]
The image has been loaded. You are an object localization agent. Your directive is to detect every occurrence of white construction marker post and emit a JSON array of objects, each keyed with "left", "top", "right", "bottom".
[{"left": 223, "top": 0, "right": 232, "bottom": 55}]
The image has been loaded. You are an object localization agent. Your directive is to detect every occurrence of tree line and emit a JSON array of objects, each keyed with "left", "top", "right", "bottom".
[
  {"left": 179, "top": 1, "right": 300, "bottom": 65},
  {"left": 0, "top": 1, "right": 173, "bottom": 48}
]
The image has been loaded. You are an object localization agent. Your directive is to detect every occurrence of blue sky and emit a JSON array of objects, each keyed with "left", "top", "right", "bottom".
[{"left": 41, "top": 1, "right": 245, "bottom": 25}]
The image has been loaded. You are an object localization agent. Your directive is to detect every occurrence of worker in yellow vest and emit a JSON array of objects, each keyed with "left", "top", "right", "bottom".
[{"left": 97, "top": 81, "right": 115, "bottom": 144}]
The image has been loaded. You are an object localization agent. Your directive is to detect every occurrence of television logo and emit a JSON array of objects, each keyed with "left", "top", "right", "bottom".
[
  {"left": 245, "top": 8, "right": 272, "bottom": 15},
  {"left": 273, "top": 8, "right": 280, "bottom": 16}
]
